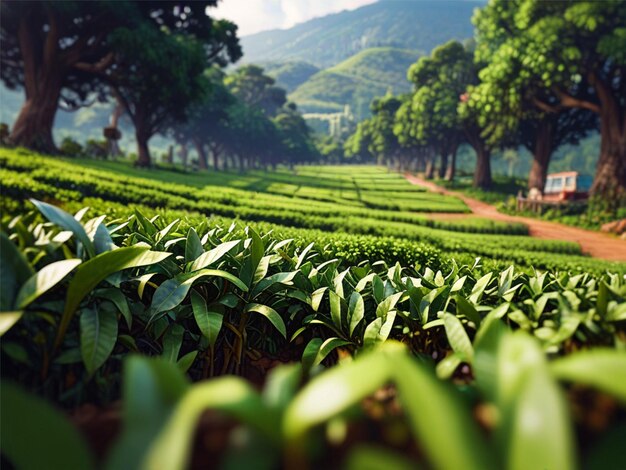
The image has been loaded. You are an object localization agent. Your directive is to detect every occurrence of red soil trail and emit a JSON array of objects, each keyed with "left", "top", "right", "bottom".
[{"left": 405, "top": 174, "right": 626, "bottom": 263}]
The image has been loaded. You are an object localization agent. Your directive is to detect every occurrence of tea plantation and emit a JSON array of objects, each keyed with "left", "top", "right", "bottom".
[{"left": 2, "top": 148, "right": 626, "bottom": 470}]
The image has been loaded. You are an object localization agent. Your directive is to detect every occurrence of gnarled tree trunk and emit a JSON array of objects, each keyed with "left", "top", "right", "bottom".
[
  {"left": 10, "top": 74, "right": 63, "bottom": 153},
  {"left": 591, "top": 106, "right": 626, "bottom": 200},
  {"left": 135, "top": 128, "right": 152, "bottom": 168}
]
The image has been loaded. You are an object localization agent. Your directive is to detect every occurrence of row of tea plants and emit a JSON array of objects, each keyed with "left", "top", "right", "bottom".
[{"left": 1, "top": 201, "right": 625, "bottom": 469}]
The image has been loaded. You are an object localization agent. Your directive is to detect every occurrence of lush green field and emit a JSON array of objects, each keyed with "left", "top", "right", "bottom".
[
  {"left": 4, "top": 148, "right": 624, "bottom": 276},
  {"left": 2, "top": 148, "right": 626, "bottom": 470}
]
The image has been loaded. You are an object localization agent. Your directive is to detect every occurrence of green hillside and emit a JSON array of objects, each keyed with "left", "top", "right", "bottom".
[
  {"left": 241, "top": 0, "right": 479, "bottom": 68},
  {"left": 262, "top": 61, "right": 321, "bottom": 93},
  {"left": 290, "top": 47, "right": 418, "bottom": 119}
]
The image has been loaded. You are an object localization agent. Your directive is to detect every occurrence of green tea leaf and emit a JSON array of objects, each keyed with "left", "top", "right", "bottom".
[
  {"left": 151, "top": 269, "right": 247, "bottom": 317},
  {"left": 507, "top": 366, "right": 574, "bottom": 470},
  {"left": 190, "top": 239, "right": 240, "bottom": 272},
  {"left": 1, "top": 381, "right": 95, "bottom": 470},
  {"left": 0, "top": 232, "right": 34, "bottom": 311},
  {"left": 57, "top": 247, "right": 170, "bottom": 350},
  {"left": 31, "top": 199, "right": 95, "bottom": 258},
  {"left": 443, "top": 313, "right": 473, "bottom": 361},
  {"left": 80, "top": 305, "right": 118, "bottom": 375},
  {"left": 190, "top": 291, "right": 223, "bottom": 347},
  {"left": 162, "top": 324, "right": 184, "bottom": 363},
  {"left": 0, "top": 311, "right": 23, "bottom": 336},
  {"left": 184, "top": 228, "right": 203, "bottom": 264},
  {"left": 550, "top": 349, "right": 626, "bottom": 403},
  {"left": 348, "top": 291, "right": 365, "bottom": 336},
  {"left": 143, "top": 377, "right": 280, "bottom": 470},
  {"left": 16, "top": 258, "right": 81, "bottom": 309},
  {"left": 105, "top": 356, "right": 189, "bottom": 470},
  {"left": 302, "top": 337, "right": 351, "bottom": 372},
  {"left": 245, "top": 303, "right": 286, "bottom": 338}
]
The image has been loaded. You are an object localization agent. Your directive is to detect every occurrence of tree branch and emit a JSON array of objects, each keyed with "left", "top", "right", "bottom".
[
  {"left": 73, "top": 51, "right": 115, "bottom": 75},
  {"left": 532, "top": 97, "right": 561, "bottom": 114},
  {"left": 552, "top": 86, "right": 600, "bottom": 114}
]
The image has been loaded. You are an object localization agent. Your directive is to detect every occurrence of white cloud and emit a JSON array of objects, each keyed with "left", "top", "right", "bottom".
[{"left": 211, "top": 0, "right": 377, "bottom": 36}]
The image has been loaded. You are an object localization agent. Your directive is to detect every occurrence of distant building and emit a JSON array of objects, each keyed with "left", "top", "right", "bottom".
[{"left": 303, "top": 105, "right": 355, "bottom": 138}]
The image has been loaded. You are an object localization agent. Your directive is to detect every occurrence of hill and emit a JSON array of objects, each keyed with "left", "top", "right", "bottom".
[
  {"left": 262, "top": 61, "right": 321, "bottom": 93},
  {"left": 289, "top": 47, "right": 418, "bottom": 119},
  {"left": 241, "top": 0, "right": 479, "bottom": 68}
]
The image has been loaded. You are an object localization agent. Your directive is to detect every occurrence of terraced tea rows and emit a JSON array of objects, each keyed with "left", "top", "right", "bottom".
[{"left": 1, "top": 148, "right": 624, "bottom": 275}]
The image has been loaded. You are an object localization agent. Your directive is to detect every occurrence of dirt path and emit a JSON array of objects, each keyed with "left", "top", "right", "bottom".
[{"left": 405, "top": 174, "right": 626, "bottom": 263}]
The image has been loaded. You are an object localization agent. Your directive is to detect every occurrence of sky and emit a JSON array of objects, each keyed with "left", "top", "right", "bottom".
[{"left": 212, "top": 0, "right": 378, "bottom": 36}]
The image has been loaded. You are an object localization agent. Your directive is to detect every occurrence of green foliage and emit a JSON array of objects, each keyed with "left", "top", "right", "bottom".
[
  {"left": 5, "top": 149, "right": 625, "bottom": 276},
  {"left": 4, "top": 337, "right": 626, "bottom": 469},
  {"left": 471, "top": 0, "right": 626, "bottom": 195},
  {"left": 59, "top": 137, "right": 84, "bottom": 157},
  {"left": 2, "top": 199, "right": 624, "bottom": 407},
  {"left": 263, "top": 61, "right": 320, "bottom": 93}
]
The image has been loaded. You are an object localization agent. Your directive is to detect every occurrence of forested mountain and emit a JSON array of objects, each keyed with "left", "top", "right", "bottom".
[
  {"left": 241, "top": 0, "right": 479, "bottom": 68},
  {"left": 289, "top": 47, "right": 417, "bottom": 119}
]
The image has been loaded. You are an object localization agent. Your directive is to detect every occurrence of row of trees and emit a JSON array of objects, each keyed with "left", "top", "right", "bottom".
[
  {"left": 345, "top": 0, "right": 625, "bottom": 199},
  {"left": 1, "top": 1, "right": 319, "bottom": 169},
  {"left": 169, "top": 65, "right": 318, "bottom": 171}
]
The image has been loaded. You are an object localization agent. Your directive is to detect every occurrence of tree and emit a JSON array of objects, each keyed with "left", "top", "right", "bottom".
[
  {"left": 1, "top": 1, "right": 240, "bottom": 153},
  {"left": 316, "top": 135, "right": 345, "bottom": 164},
  {"left": 400, "top": 41, "right": 490, "bottom": 186},
  {"left": 516, "top": 111, "right": 596, "bottom": 190},
  {"left": 226, "top": 65, "right": 287, "bottom": 118},
  {"left": 344, "top": 95, "right": 404, "bottom": 168},
  {"left": 344, "top": 120, "right": 375, "bottom": 163},
  {"left": 168, "top": 67, "right": 235, "bottom": 170},
  {"left": 1, "top": 1, "right": 125, "bottom": 151},
  {"left": 107, "top": 27, "right": 208, "bottom": 167},
  {"left": 472, "top": 0, "right": 626, "bottom": 198},
  {"left": 273, "top": 108, "right": 319, "bottom": 168},
  {"left": 393, "top": 95, "right": 433, "bottom": 175},
  {"left": 368, "top": 95, "right": 404, "bottom": 169},
  {"left": 405, "top": 43, "right": 468, "bottom": 180}
]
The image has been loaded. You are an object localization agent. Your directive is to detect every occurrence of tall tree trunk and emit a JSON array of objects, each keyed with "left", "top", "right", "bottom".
[
  {"left": 445, "top": 146, "right": 458, "bottom": 181},
  {"left": 424, "top": 158, "right": 435, "bottom": 179},
  {"left": 179, "top": 143, "right": 188, "bottom": 169},
  {"left": 473, "top": 144, "right": 492, "bottom": 190},
  {"left": 528, "top": 120, "right": 554, "bottom": 191},
  {"left": 210, "top": 144, "right": 220, "bottom": 171},
  {"left": 135, "top": 127, "right": 152, "bottom": 168},
  {"left": 238, "top": 155, "right": 245, "bottom": 173},
  {"left": 438, "top": 152, "right": 448, "bottom": 179},
  {"left": 465, "top": 125, "right": 492, "bottom": 190},
  {"left": 194, "top": 139, "right": 208, "bottom": 170}
]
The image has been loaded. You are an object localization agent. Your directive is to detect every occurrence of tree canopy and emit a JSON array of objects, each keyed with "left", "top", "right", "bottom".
[
  {"left": 470, "top": 0, "right": 626, "bottom": 197},
  {"left": 0, "top": 1, "right": 241, "bottom": 154}
]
